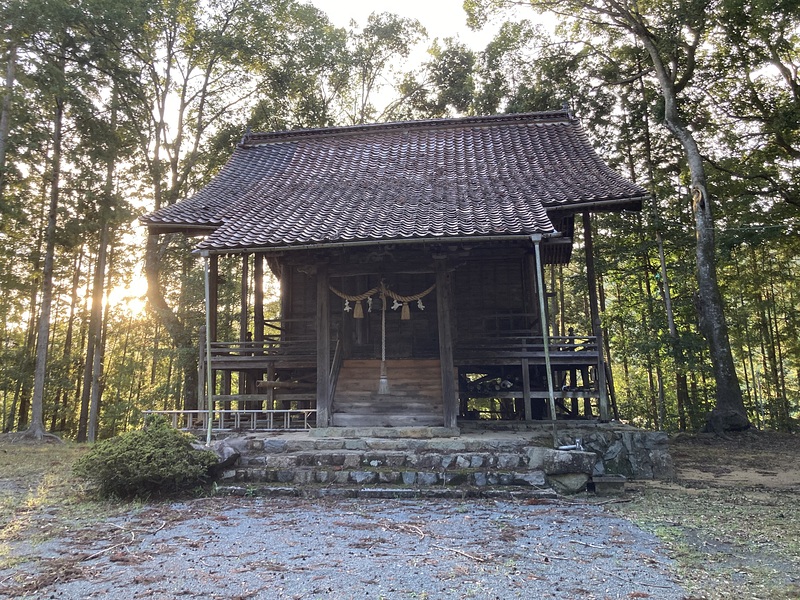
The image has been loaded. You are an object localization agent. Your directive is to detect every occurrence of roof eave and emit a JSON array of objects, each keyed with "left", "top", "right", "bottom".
[
  {"left": 194, "top": 232, "right": 561, "bottom": 257},
  {"left": 145, "top": 223, "right": 221, "bottom": 236},
  {"left": 544, "top": 195, "right": 648, "bottom": 214}
]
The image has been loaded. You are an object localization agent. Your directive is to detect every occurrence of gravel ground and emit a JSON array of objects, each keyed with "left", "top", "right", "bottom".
[{"left": 3, "top": 496, "right": 687, "bottom": 600}]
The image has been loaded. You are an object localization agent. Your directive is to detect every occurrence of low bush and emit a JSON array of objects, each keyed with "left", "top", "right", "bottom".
[{"left": 73, "top": 415, "right": 218, "bottom": 499}]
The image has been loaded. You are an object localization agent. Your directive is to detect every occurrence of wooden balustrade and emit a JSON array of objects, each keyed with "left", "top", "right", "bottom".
[{"left": 142, "top": 408, "right": 316, "bottom": 431}]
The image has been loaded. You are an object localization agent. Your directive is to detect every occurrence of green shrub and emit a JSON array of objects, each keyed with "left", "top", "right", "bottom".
[{"left": 73, "top": 415, "right": 218, "bottom": 499}]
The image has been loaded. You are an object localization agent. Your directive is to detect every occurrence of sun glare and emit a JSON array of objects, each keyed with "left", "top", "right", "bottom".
[{"left": 106, "top": 279, "right": 148, "bottom": 317}]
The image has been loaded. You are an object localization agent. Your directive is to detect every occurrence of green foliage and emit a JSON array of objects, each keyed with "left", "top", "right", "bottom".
[{"left": 72, "top": 416, "right": 217, "bottom": 498}]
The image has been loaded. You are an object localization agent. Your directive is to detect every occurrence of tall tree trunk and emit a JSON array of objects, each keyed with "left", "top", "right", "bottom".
[
  {"left": 27, "top": 73, "right": 66, "bottom": 440},
  {"left": 0, "top": 43, "right": 15, "bottom": 200},
  {"left": 637, "top": 35, "right": 749, "bottom": 432},
  {"left": 51, "top": 246, "right": 83, "bottom": 433},
  {"left": 767, "top": 277, "right": 790, "bottom": 430},
  {"left": 150, "top": 322, "right": 161, "bottom": 386},
  {"left": 76, "top": 251, "right": 96, "bottom": 441},
  {"left": 87, "top": 245, "right": 113, "bottom": 441}
]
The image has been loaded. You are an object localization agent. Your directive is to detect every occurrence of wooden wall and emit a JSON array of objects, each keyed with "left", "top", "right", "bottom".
[{"left": 278, "top": 241, "right": 543, "bottom": 358}]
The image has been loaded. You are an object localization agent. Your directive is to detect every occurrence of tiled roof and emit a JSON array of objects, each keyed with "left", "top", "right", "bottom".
[{"left": 141, "top": 110, "right": 647, "bottom": 252}]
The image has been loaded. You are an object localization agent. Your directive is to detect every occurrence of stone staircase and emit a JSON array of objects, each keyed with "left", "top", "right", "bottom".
[{"left": 212, "top": 427, "right": 601, "bottom": 498}]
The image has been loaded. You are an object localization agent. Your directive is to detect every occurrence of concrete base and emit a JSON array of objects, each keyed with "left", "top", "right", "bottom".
[{"left": 590, "top": 474, "right": 627, "bottom": 495}]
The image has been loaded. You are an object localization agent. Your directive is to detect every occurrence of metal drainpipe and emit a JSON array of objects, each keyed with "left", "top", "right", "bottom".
[
  {"left": 203, "top": 255, "right": 215, "bottom": 447},
  {"left": 531, "top": 235, "right": 558, "bottom": 433}
]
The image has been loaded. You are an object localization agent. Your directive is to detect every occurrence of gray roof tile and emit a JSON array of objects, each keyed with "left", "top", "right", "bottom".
[{"left": 141, "top": 110, "right": 646, "bottom": 251}]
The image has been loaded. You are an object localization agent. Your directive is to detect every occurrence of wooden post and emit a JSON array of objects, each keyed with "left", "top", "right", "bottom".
[
  {"left": 532, "top": 236, "right": 557, "bottom": 422},
  {"left": 209, "top": 255, "right": 219, "bottom": 341},
  {"left": 280, "top": 263, "right": 292, "bottom": 338},
  {"left": 524, "top": 252, "right": 538, "bottom": 421},
  {"left": 521, "top": 357, "right": 532, "bottom": 421},
  {"left": 583, "top": 212, "right": 609, "bottom": 421},
  {"left": 435, "top": 258, "right": 457, "bottom": 429},
  {"left": 203, "top": 256, "right": 215, "bottom": 445},
  {"left": 198, "top": 325, "right": 206, "bottom": 415},
  {"left": 239, "top": 254, "right": 249, "bottom": 395},
  {"left": 254, "top": 253, "right": 264, "bottom": 342},
  {"left": 316, "top": 263, "right": 331, "bottom": 427},
  {"left": 240, "top": 253, "right": 249, "bottom": 341}
]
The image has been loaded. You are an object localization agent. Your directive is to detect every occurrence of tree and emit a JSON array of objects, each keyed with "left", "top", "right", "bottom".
[
  {"left": 15, "top": 0, "right": 78, "bottom": 440},
  {"left": 466, "top": 0, "right": 751, "bottom": 432}
]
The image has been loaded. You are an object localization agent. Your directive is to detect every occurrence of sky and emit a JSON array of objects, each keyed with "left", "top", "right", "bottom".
[{"left": 307, "top": 0, "right": 501, "bottom": 49}]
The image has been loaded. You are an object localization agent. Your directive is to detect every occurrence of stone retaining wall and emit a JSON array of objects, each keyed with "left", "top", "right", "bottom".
[
  {"left": 207, "top": 424, "right": 673, "bottom": 495},
  {"left": 555, "top": 428, "right": 674, "bottom": 479}
]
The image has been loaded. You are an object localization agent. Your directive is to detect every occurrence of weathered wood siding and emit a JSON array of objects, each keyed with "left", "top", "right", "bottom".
[{"left": 451, "top": 247, "right": 538, "bottom": 339}]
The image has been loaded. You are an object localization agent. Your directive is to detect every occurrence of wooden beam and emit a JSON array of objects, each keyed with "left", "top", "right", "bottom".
[
  {"left": 316, "top": 263, "right": 331, "bottom": 427},
  {"left": 435, "top": 258, "right": 457, "bottom": 429},
  {"left": 328, "top": 263, "right": 436, "bottom": 277}
]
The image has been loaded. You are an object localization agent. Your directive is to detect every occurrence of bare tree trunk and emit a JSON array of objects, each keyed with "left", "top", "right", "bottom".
[
  {"left": 50, "top": 247, "right": 83, "bottom": 433},
  {"left": 27, "top": 69, "right": 66, "bottom": 440},
  {"left": 150, "top": 322, "right": 161, "bottom": 386},
  {"left": 635, "top": 36, "right": 749, "bottom": 432},
  {"left": 87, "top": 246, "right": 112, "bottom": 442},
  {"left": 76, "top": 255, "right": 95, "bottom": 441},
  {"left": 0, "top": 43, "right": 15, "bottom": 200}
]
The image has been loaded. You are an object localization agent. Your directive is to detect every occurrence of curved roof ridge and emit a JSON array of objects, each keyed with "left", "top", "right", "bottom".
[{"left": 240, "top": 109, "right": 574, "bottom": 147}]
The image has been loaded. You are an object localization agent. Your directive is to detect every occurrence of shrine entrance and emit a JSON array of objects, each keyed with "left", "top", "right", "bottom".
[{"left": 328, "top": 276, "right": 448, "bottom": 427}]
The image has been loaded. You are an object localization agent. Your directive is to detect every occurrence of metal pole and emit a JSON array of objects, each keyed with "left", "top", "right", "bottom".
[
  {"left": 203, "top": 255, "right": 215, "bottom": 446},
  {"left": 532, "top": 235, "right": 557, "bottom": 424}
]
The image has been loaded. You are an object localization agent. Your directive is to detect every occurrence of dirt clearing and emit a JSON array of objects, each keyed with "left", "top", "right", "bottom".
[
  {"left": 1, "top": 430, "right": 797, "bottom": 599},
  {"left": 608, "top": 430, "right": 800, "bottom": 600}
]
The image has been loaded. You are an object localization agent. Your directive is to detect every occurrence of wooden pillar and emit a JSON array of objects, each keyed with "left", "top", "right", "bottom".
[
  {"left": 254, "top": 253, "right": 264, "bottom": 342},
  {"left": 524, "top": 252, "right": 539, "bottom": 421},
  {"left": 532, "top": 236, "right": 557, "bottom": 422},
  {"left": 198, "top": 325, "right": 207, "bottom": 414},
  {"left": 521, "top": 357, "right": 532, "bottom": 421},
  {"left": 240, "top": 253, "right": 249, "bottom": 341},
  {"left": 316, "top": 264, "right": 331, "bottom": 427},
  {"left": 435, "top": 258, "right": 457, "bottom": 429},
  {"left": 524, "top": 253, "right": 538, "bottom": 328},
  {"left": 209, "top": 255, "right": 219, "bottom": 341},
  {"left": 583, "top": 211, "right": 609, "bottom": 421},
  {"left": 239, "top": 254, "right": 250, "bottom": 395},
  {"left": 280, "top": 264, "right": 292, "bottom": 338}
]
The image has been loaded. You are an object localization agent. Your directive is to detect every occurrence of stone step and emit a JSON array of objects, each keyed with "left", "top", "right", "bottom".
[
  {"left": 218, "top": 464, "right": 549, "bottom": 489},
  {"left": 331, "top": 414, "right": 442, "bottom": 428},
  {"left": 215, "top": 485, "right": 559, "bottom": 501},
  {"left": 242, "top": 448, "right": 529, "bottom": 470},
  {"left": 240, "top": 437, "right": 532, "bottom": 455},
  {"left": 214, "top": 434, "right": 601, "bottom": 494}
]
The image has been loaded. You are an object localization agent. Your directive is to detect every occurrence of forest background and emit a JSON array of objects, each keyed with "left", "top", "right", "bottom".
[{"left": 0, "top": 0, "right": 798, "bottom": 441}]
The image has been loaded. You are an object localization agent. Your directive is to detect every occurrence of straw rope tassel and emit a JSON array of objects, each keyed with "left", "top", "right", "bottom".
[
  {"left": 400, "top": 302, "right": 410, "bottom": 320},
  {"left": 378, "top": 288, "right": 390, "bottom": 395}
]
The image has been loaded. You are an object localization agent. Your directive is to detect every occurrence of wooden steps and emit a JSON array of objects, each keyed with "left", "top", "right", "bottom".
[{"left": 332, "top": 359, "right": 445, "bottom": 427}]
